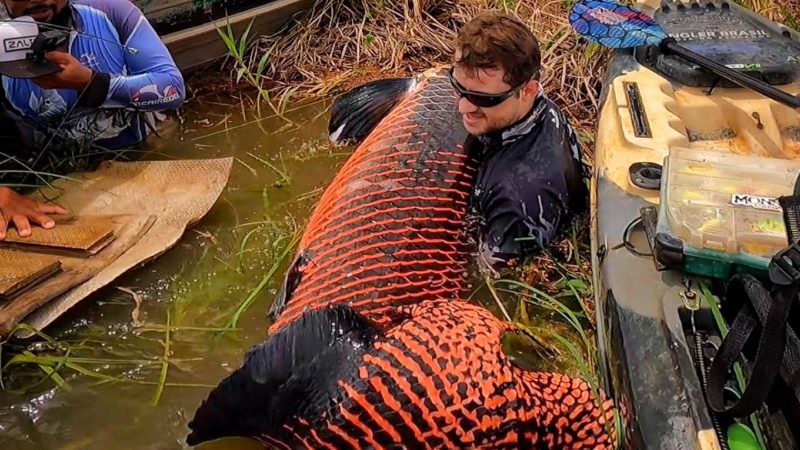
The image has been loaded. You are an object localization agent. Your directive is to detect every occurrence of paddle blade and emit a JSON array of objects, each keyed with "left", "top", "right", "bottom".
[{"left": 569, "top": 0, "right": 667, "bottom": 48}]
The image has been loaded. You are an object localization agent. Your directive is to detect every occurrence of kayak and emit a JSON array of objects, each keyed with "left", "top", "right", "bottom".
[{"left": 590, "top": 0, "right": 800, "bottom": 448}]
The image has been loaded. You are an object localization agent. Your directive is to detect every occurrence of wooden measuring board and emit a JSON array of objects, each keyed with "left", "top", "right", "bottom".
[
  {"left": 0, "top": 249, "right": 61, "bottom": 301},
  {"left": 0, "top": 215, "right": 117, "bottom": 257}
]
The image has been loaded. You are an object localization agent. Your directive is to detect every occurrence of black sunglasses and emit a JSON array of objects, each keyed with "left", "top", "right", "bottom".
[{"left": 446, "top": 67, "right": 526, "bottom": 108}]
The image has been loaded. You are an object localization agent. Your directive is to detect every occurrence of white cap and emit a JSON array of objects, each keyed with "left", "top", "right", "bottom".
[{"left": 0, "top": 16, "right": 61, "bottom": 78}]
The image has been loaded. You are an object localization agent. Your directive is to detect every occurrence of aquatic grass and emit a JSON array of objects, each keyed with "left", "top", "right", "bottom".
[
  {"left": 0, "top": 170, "right": 80, "bottom": 183},
  {"left": 482, "top": 272, "right": 513, "bottom": 322},
  {"left": 498, "top": 280, "right": 593, "bottom": 361},
  {"left": 189, "top": 97, "right": 330, "bottom": 143},
  {"left": 235, "top": 225, "right": 265, "bottom": 267},
  {"left": 0, "top": 150, "right": 78, "bottom": 192},
  {"left": 6, "top": 354, "right": 201, "bottom": 366},
  {"left": 213, "top": 254, "right": 243, "bottom": 275},
  {"left": 518, "top": 218, "right": 598, "bottom": 324},
  {"left": 151, "top": 311, "right": 171, "bottom": 406},
  {"left": 162, "top": 186, "right": 303, "bottom": 334},
  {"left": 136, "top": 325, "right": 239, "bottom": 333},
  {"left": 216, "top": 17, "right": 297, "bottom": 127},
  {"left": 519, "top": 323, "right": 592, "bottom": 379},
  {"left": 0, "top": 135, "right": 162, "bottom": 201},
  {"left": 0, "top": 323, "right": 215, "bottom": 395},
  {"left": 509, "top": 295, "right": 559, "bottom": 358},
  {"left": 12, "top": 350, "right": 74, "bottom": 394},
  {"left": 481, "top": 255, "right": 621, "bottom": 445},
  {"left": 489, "top": 221, "right": 597, "bottom": 373},
  {"left": 247, "top": 151, "right": 292, "bottom": 187},
  {"left": 220, "top": 230, "right": 301, "bottom": 331}
]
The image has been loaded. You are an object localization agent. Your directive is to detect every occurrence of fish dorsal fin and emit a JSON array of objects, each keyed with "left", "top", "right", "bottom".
[
  {"left": 186, "top": 305, "right": 376, "bottom": 446},
  {"left": 328, "top": 77, "right": 417, "bottom": 146}
]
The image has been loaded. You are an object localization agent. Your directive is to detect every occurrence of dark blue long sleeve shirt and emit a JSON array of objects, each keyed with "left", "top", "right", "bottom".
[{"left": 468, "top": 89, "right": 589, "bottom": 269}]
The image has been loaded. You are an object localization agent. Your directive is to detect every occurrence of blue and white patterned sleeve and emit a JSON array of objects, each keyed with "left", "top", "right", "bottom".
[{"left": 84, "top": 0, "right": 185, "bottom": 111}]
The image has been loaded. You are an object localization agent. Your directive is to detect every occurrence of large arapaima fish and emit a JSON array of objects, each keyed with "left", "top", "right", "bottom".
[
  {"left": 185, "top": 68, "right": 616, "bottom": 449},
  {"left": 267, "top": 68, "right": 479, "bottom": 333}
]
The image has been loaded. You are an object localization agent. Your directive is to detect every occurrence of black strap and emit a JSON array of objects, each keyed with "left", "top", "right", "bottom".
[
  {"left": 778, "top": 182, "right": 800, "bottom": 403},
  {"left": 705, "top": 177, "right": 800, "bottom": 417},
  {"left": 706, "top": 275, "right": 795, "bottom": 416}
]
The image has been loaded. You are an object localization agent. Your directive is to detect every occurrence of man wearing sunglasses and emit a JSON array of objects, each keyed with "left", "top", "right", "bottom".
[{"left": 451, "top": 13, "right": 588, "bottom": 270}]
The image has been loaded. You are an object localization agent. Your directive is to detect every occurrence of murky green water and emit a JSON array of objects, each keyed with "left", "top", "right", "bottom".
[
  {"left": 0, "top": 84, "right": 589, "bottom": 450},
  {"left": 0, "top": 91, "right": 353, "bottom": 450}
]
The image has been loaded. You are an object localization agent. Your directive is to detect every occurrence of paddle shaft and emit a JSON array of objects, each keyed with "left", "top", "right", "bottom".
[{"left": 660, "top": 38, "right": 800, "bottom": 110}]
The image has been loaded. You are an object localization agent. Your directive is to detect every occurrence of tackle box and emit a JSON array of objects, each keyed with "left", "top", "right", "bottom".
[{"left": 651, "top": 147, "right": 800, "bottom": 279}]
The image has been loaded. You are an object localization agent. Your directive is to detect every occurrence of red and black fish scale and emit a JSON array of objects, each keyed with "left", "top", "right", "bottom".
[
  {"left": 318, "top": 302, "right": 615, "bottom": 449},
  {"left": 269, "top": 73, "right": 478, "bottom": 333},
  {"left": 188, "top": 300, "right": 616, "bottom": 449}
]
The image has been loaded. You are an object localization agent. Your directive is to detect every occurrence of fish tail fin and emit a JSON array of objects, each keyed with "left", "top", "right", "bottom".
[
  {"left": 328, "top": 77, "right": 417, "bottom": 146},
  {"left": 184, "top": 367, "right": 255, "bottom": 446},
  {"left": 185, "top": 305, "right": 376, "bottom": 446}
]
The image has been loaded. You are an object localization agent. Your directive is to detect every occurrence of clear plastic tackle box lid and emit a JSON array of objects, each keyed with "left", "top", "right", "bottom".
[{"left": 658, "top": 147, "right": 800, "bottom": 260}]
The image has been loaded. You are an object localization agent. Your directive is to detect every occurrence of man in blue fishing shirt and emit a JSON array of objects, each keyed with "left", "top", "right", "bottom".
[{"left": 0, "top": 0, "right": 185, "bottom": 239}]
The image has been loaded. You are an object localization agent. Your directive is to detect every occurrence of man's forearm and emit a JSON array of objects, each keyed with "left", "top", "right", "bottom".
[
  {"left": 102, "top": 70, "right": 185, "bottom": 111},
  {"left": 72, "top": 68, "right": 186, "bottom": 112}
]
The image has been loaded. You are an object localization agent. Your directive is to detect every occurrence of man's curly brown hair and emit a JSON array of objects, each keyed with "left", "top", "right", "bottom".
[{"left": 454, "top": 12, "right": 542, "bottom": 88}]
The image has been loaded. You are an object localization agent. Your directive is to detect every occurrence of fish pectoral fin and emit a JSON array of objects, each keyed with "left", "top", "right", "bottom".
[
  {"left": 328, "top": 77, "right": 417, "bottom": 146},
  {"left": 186, "top": 305, "right": 377, "bottom": 446},
  {"left": 267, "top": 251, "right": 310, "bottom": 320}
]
